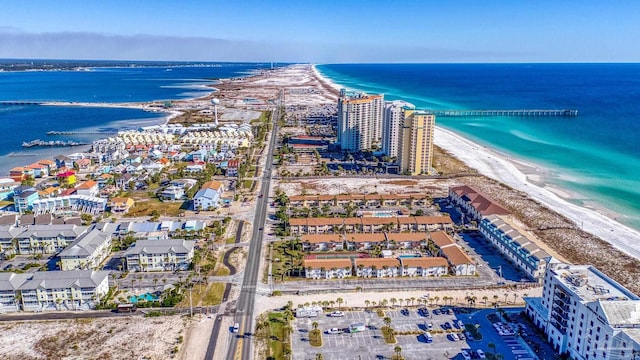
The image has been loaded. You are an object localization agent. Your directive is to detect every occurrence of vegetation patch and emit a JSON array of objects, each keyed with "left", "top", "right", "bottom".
[
  {"left": 309, "top": 329, "right": 323, "bottom": 347},
  {"left": 381, "top": 326, "right": 397, "bottom": 344}
]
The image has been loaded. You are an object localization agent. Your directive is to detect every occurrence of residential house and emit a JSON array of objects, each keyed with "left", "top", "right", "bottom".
[
  {"left": 37, "top": 159, "right": 57, "bottom": 173},
  {"left": 58, "top": 229, "right": 112, "bottom": 271},
  {"left": 192, "top": 180, "right": 224, "bottom": 210},
  {"left": 8, "top": 167, "right": 29, "bottom": 182},
  {"left": 56, "top": 171, "right": 77, "bottom": 187},
  {"left": 354, "top": 258, "right": 401, "bottom": 278},
  {"left": 75, "top": 158, "right": 91, "bottom": 171},
  {"left": 96, "top": 173, "right": 114, "bottom": 188},
  {"left": 186, "top": 164, "right": 205, "bottom": 173},
  {"left": 303, "top": 259, "right": 353, "bottom": 279},
  {"left": 414, "top": 216, "right": 454, "bottom": 232},
  {"left": 55, "top": 155, "right": 72, "bottom": 169},
  {"left": 226, "top": 159, "right": 239, "bottom": 177},
  {"left": 400, "top": 257, "right": 449, "bottom": 277},
  {"left": 32, "top": 195, "right": 107, "bottom": 216},
  {"left": 301, "top": 234, "right": 344, "bottom": 251},
  {"left": 75, "top": 180, "right": 99, "bottom": 197},
  {"left": 15, "top": 190, "right": 39, "bottom": 214},
  {"left": 159, "top": 185, "right": 185, "bottom": 201},
  {"left": 0, "top": 178, "right": 19, "bottom": 201},
  {"left": 38, "top": 186, "right": 61, "bottom": 199},
  {"left": 25, "top": 163, "right": 49, "bottom": 178},
  {"left": 306, "top": 217, "right": 343, "bottom": 234},
  {"left": 123, "top": 239, "right": 195, "bottom": 272},
  {"left": 109, "top": 197, "right": 135, "bottom": 214}
]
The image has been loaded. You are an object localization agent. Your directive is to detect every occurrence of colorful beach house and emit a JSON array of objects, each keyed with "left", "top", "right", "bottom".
[
  {"left": 57, "top": 171, "right": 77, "bottom": 187},
  {"left": 109, "top": 197, "right": 135, "bottom": 214},
  {"left": 192, "top": 180, "right": 224, "bottom": 210}
]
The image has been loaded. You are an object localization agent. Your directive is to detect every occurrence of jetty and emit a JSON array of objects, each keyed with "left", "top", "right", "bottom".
[
  {"left": 430, "top": 109, "right": 578, "bottom": 117},
  {"left": 22, "top": 139, "right": 88, "bottom": 148},
  {"left": 47, "top": 131, "right": 117, "bottom": 136},
  {"left": 0, "top": 101, "right": 42, "bottom": 106}
]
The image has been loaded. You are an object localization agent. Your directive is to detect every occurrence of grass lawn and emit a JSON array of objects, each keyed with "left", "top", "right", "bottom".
[
  {"left": 175, "top": 283, "right": 225, "bottom": 308},
  {"left": 215, "top": 266, "right": 230, "bottom": 276},
  {"left": 124, "top": 194, "right": 185, "bottom": 217},
  {"left": 309, "top": 329, "right": 323, "bottom": 347},
  {"left": 381, "top": 326, "right": 397, "bottom": 344},
  {"left": 268, "top": 312, "right": 287, "bottom": 359}
]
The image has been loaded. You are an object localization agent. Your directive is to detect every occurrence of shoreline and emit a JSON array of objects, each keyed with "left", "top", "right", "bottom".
[{"left": 312, "top": 65, "right": 640, "bottom": 260}]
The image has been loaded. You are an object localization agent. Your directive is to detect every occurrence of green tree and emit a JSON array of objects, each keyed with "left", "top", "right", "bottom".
[{"left": 394, "top": 345, "right": 403, "bottom": 360}]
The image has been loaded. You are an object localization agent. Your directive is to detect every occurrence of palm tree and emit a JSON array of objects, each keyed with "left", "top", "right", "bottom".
[
  {"left": 493, "top": 295, "right": 499, "bottom": 304},
  {"left": 312, "top": 321, "right": 319, "bottom": 331},
  {"left": 390, "top": 298, "right": 397, "bottom": 307},
  {"left": 394, "top": 345, "right": 403, "bottom": 360},
  {"left": 365, "top": 300, "right": 371, "bottom": 310},
  {"left": 329, "top": 300, "right": 335, "bottom": 308},
  {"left": 398, "top": 298, "right": 403, "bottom": 307},
  {"left": 513, "top": 293, "right": 518, "bottom": 304},
  {"left": 488, "top": 342, "right": 496, "bottom": 355},
  {"left": 504, "top": 293, "right": 509, "bottom": 304},
  {"left": 482, "top": 295, "right": 489, "bottom": 306},
  {"left": 383, "top": 317, "right": 392, "bottom": 328},
  {"left": 410, "top": 297, "right": 416, "bottom": 307},
  {"left": 315, "top": 354, "right": 324, "bottom": 360},
  {"left": 433, "top": 296, "right": 440, "bottom": 306},
  {"left": 336, "top": 297, "right": 344, "bottom": 309}
]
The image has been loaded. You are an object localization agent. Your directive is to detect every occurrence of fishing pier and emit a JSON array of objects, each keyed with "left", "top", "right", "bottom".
[{"left": 430, "top": 109, "right": 578, "bottom": 117}]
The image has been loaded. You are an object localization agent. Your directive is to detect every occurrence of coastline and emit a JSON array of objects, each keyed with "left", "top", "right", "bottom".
[{"left": 313, "top": 64, "right": 640, "bottom": 260}]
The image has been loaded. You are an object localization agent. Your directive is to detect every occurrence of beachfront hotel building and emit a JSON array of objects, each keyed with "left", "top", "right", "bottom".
[
  {"left": 382, "top": 100, "right": 414, "bottom": 158},
  {"left": 123, "top": 239, "right": 195, "bottom": 272},
  {"left": 398, "top": 109, "right": 435, "bottom": 175},
  {"left": 58, "top": 229, "right": 112, "bottom": 271},
  {"left": 525, "top": 262, "right": 640, "bottom": 359},
  {"left": 337, "top": 89, "right": 384, "bottom": 152}
]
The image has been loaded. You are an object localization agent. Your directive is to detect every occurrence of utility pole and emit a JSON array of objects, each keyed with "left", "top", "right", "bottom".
[{"left": 189, "top": 285, "right": 193, "bottom": 317}]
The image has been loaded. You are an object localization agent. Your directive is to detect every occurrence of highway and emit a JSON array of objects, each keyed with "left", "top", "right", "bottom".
[{"left": 225, "top": 90, "right": 282, "bottom": 360}]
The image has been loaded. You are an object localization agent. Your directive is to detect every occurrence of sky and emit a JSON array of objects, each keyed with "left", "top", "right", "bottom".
[{"left": 1, "top": 0, "right": 639, "bottom": 63}]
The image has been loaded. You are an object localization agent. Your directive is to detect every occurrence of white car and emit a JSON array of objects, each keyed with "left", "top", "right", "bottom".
[
  {"left": 476, "top": 349, "right": 486, "bottom": 359},
  {"left": 328, "top": 311, "right": 344, "bottom": 317},
  {"left": 450, "top": 333, "right": 460, "bottom": 341},
  {"left": 461, "top": 350, "right": 471, "bottom": 360},
  {"left": 325, "top": 328, "right": 343, "bottom": 334}
]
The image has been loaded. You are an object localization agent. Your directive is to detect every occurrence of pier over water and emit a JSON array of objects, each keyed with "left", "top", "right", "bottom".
[{"left": 431, "top": 109, "right": 578, "bottom": 117}]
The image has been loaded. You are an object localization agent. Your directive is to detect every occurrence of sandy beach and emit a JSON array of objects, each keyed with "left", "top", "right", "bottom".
[{"left": 433, "top": 127, "right": 640, "bottom": 259}]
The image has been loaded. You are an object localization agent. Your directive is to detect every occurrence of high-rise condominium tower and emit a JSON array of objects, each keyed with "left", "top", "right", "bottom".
[
  {"left": 398, "top": 109, "right": 435, "bottom": 175},
  {"left": 382, "top": 100, "right": 415, "bottom": 159},
  {"left": 337, "top": 89, "right": 384, "bottom": 152}
]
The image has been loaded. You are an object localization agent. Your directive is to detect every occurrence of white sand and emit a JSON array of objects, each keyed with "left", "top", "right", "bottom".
[{"left": 434, "top": 127, "right": 640, "bottom": 260}]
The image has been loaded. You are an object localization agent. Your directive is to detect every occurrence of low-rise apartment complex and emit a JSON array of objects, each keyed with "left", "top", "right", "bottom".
[
  {"left": 480, "top": 214, "right": 551, "bottom": 282},
  {"left": 58, "top": 229, "right": 112, "bottom": 271},
  {"left": 123, "top": 239, "right": 195, "bottom": 272},
  {"left": 0, "top": 270, "right": 110, "bottom": 312}
]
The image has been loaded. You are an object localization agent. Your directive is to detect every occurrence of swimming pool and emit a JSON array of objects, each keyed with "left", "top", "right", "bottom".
[{"left": 129, "top": 292, "right": 159, "bottom": 303}]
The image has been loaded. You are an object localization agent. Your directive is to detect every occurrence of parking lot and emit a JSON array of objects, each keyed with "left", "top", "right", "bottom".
[{"left": 292, "top": 308, "right": 488, "bottom": 360}]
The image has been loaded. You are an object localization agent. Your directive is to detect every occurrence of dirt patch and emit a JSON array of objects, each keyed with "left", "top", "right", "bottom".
[
  {"left": 0, "top": 316, "right": 189, "bottom": 360},
  {"left": 381, "top": 180, "right": 419, "bottom": 186}
]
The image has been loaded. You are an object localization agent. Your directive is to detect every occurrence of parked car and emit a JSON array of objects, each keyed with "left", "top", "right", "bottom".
[
  {"left": 449, "top": 333, "right": 460, "bottom": 341},
  {"left": 325, "top": 328, "right": 343, "bottom": 334},
  {"left": 476, "top": 349, "right": 486, "bottom": 359},
  {"left": 461, "top": 350, "right": 471, "bottom": 360},
  {"left": 328, "top": 311, "right": 344, "bottom": 317},
  {"left": 458, "top": 332, "right": 466, "bottom": 340},
  {"left": 400, "top": 308, "right": 409, "bottom": 316},
  {"left": 443, "top": 322, "right": 452, "bottom": 330}
]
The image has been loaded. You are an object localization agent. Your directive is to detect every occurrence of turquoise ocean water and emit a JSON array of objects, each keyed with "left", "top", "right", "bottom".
[{"left": 316, "top": 64, "right": 640, "bottom": 230}]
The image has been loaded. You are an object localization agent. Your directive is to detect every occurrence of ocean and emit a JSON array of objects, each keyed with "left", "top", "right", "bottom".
[
  {"left": 316, "top": 63, "right": 640, "bottom": 230},
  {"left": 0, "top": 63, "right": 272, "bottom": 173}
]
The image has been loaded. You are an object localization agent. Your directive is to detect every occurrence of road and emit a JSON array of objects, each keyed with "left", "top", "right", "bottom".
[
  {"left": 204, "top": 219, "right": 244, "bottom": 359},
  {"left": 225, "top": 91, "right": 281, "bottom": 360}
]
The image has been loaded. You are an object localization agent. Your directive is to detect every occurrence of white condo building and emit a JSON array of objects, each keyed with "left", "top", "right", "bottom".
[
  {"left": 382, "top": 100, "right": 414, "bottom": 158},
  {"left": 525, "top": 262, "right": 640, "bottom": 359},
  {"left": 337, "top": 89, "right": 384, "bottom": 152}
]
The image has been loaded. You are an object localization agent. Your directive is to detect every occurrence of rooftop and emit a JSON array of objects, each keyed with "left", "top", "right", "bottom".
[{"left": 551, "top": 263, "right": 640, "bottom": 303}]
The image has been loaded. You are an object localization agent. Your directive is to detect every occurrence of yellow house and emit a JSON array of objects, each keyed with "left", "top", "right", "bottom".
[
  {"left": 109, "top": 197, "right": 135, "bottom": 214},
  {"left": 56, "top": 171, "right": 77, "bottom": 187}
]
